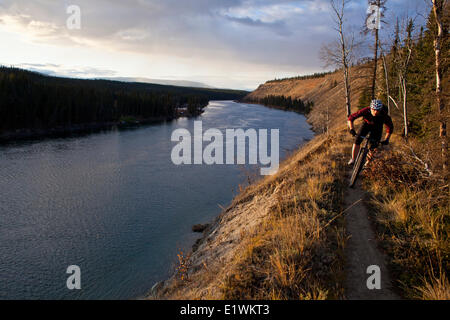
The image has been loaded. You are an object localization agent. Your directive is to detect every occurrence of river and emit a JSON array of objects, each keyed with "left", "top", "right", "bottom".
[{"left": 0, "top": 101, "right": 313, "bottom": 299}]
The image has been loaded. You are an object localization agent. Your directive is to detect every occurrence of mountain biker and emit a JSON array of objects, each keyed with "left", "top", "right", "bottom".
[{"left": 347, "top": 99, "right": 394, "bottom": 166}]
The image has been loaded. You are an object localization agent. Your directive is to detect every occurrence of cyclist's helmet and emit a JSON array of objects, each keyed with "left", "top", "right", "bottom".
[{"left": 370, "top": 99, "right": 383, "bottom": 111}]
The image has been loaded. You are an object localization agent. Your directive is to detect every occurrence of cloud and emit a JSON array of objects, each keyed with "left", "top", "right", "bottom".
[
  {"left": 116, "top": 28, "right": 149, "bottom": 41},
  {"left": 8, "top": 63, "right": 117, "bottom": 78},
  {"left": 0, "top": 0, "right": 429, "bottom": 89},
  {"left": 223, "top": 15, "right": 291, "bottom": 36},
  {"left": 0, "top": 1, "right": 331, "bottom": 62}
]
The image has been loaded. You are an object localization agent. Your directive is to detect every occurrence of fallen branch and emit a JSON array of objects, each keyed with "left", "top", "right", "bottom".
[
  {"left": 407, "top": 143, "right": 433, "bottom": 177},
  {"left": 388, "top": 95, "right": 400, "bottom": 110},
  {"left": 324, "top": 198, "right": 363, "bottom": 228}
]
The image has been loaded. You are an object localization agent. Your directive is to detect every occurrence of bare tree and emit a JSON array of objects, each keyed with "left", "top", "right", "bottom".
[
  {"left": 400, "top": 20, "right": 414, "bottom": 138},
  {"left": 320, "top": 0, "right": 356, "bottom": 117},
  {"left": 431, "top": 0, "right": 447, "bottom": 170},
  {"left": 364, "top": 0, "right": 388, "bottom": 100},
  {"left": 379, "top": 46, "right": 391, "bottom": 113},
  {"left": 376, "top": 16, "right": 395, "bottom": 115},
  {"left": 386, "top": 18, "right": 415, "bottom": 138}
]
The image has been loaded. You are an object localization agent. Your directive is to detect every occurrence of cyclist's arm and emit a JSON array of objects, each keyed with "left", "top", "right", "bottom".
[
  {"left": 347, "top": 107, "right": 369, "bottom": 130},
  {"left": 347, "top": 120, "right": 355, "bottom": 131}
]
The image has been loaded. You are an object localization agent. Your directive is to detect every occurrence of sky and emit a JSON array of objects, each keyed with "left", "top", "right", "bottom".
[{"left": 0, "top": 0, "right": 428, "bottom": 90}]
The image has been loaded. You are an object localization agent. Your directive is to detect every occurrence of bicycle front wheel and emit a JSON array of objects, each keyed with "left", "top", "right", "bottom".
[{"left": 349, "top": 147, "right": 368, "bottom": 188}]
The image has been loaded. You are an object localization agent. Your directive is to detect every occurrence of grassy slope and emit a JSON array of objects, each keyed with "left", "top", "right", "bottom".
[
  {"left": 362, "top": 135, "right": 449, "bottom": 299},
  {"left": 237, "top": 64, "right": 449, "bottom": 299},
  {"left": 156, "top": 127, "right": 350, "bottom": 299},
  {"left": 155, "top": 67, "right": 365, "bottom": 299},
  {"left": 155, "top": 64, "right": 449, "bottom": 300}
]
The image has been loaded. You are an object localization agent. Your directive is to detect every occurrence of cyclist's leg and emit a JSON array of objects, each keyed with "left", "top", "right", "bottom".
[
  {"left": 367, "top": 124, "right": 383, "bottom": 162},
  {"left": 352, "top": 123, "right": 371, "bottom": 161}
]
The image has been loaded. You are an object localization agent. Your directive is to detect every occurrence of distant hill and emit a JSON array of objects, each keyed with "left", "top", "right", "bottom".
[
  {"left": 100, "top": 77, "right": 214, "bottom": 89},
  {"left": 0, "top": 67, "right": 249, "bottom": 139}
]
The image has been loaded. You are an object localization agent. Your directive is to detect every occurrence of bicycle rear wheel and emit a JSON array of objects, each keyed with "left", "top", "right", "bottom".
[{"left": 349, "top": 147, "right": 368, "bottom": 188}]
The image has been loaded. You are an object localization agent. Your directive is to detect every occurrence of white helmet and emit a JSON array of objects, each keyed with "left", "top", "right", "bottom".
[{"left": 370, "top": 99, "right": 383, "bottom": 111}]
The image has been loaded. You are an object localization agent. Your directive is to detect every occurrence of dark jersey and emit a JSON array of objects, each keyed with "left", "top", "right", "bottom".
[{"left": 348, "top": 106, "right": 394, "bottom": 135}]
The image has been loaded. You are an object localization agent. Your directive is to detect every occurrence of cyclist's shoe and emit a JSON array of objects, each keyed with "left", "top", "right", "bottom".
[
  {"left": 363, "top": 161, "right": 370, "bottom": 170},
  {"left": 348, "top": 159, "right": 355, "bottom": 166}
]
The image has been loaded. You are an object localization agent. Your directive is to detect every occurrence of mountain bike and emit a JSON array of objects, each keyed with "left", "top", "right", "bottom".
[{"left": 349, "top": 134, "right": 377, "bottom": 188}]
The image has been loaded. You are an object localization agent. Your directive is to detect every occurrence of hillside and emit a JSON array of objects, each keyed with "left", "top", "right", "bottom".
[
  {"left": 244, "top": 65, "right": 372, "bottom": 133},
  {"left": 153, "top": 58, "right": 448, "bottom": 299},
  {"left": 152, "top": 66, "right": 370, "bottom": 299},
  {"left": 152, "top": 6, "right": 450, "bottom": 298}
]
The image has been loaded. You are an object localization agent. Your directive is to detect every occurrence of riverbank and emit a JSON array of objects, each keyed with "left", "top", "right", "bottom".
[
  {"left": 151, "top": 125, "right": 350, "bottom": 299},
  {"left": 149, "top": 69, "right": 357, "bottom": 299},
  {"left": 149, "top": 67, "right": 356, "bottom": 298},
  {"left": 0, "top": 118, "right": 169, "bottom": 144},
  {"left": 0, "top": 108, "right": 206, "bottom": 144},
  {"left": 239, "top": 100, "right": 308, "bottom": 116}
]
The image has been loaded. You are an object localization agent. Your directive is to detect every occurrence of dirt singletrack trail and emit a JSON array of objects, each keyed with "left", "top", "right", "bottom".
[{"left": 344, "top": 175, "right": 400, "bottom": 300}]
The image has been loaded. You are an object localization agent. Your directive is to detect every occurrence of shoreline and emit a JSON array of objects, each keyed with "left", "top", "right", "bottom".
[
  {"left": 147, "top": 102, "right": 317, "bottom": 299},
  {"left": 0, "top": 110, "right": 206, "bottom": 145},
  {"left": 239, "top": 99, "right": 310, "bottom": 116},
  {"left": 0, "top": 118, "right": 171, "bottom": 144}
]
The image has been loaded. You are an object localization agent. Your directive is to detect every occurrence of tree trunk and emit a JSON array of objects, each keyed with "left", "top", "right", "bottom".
[
  {"left": 432, "top": 0, "right": 447, "bottom": 170},
  {"left": 328, "top": 0, "right": 353, "bottom": 117},
  {"left": 402, "top": 78, "right": 408, "bottom": 137},
  {"left": 339, "top": 20, "right": 351, "bottom": 116},
  {"left": 371, "top": 28, "right": 379, "bottom": 100},
  {"left": 343, "top": 64, "right": 351, "bottom": 117},
  {"left": 381, "top": 52, "right": 390, "bottom": 114}
]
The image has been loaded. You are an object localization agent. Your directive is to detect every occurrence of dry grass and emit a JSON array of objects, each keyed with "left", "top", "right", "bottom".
[
  {"left": 415, "top": 273, "right": 450, "bottom": 300},
  {"left": 156, "top": 126, "right": 448, "bottom": 300},
  {"left": 217, "top": 130, "right": 349, "bottom": 300},
  {"left": 364, "top": 137, "right": 449, "bottom": 300},
  {"left": 155, "top": 129, "right": 350, "bottom": 300},
  {"left": 153, "top": 58, "right": 447, "bottom": 300},
  {"left": 372, "top": 190, "right": 411, "bottom": 224}
]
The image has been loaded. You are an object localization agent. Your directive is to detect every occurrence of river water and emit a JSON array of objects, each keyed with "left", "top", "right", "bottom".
[{"left": 0, "top": 101, "right": 313, "bottom": 299}]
